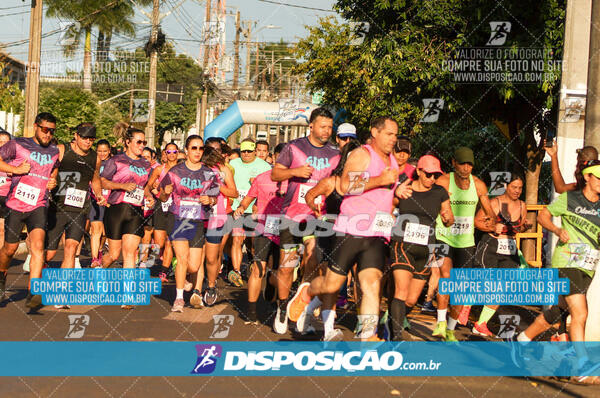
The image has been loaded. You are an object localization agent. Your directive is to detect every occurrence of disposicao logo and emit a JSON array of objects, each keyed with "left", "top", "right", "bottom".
[{"left": 191, "top": 344, "right": 222, "bottom": 374}]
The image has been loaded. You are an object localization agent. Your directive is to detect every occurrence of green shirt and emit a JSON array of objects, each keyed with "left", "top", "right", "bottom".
[
  {"left": 547, "top": 191, "right": 600, "bottom": 277},
  {"left": 230, "top": 157, "right": 272, "bottom": 213},
  {"left": 435, "top": 173, "right": 479, "bottom": 248}
]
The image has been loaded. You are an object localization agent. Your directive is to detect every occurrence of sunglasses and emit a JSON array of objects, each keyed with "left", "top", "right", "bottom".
[
  {"left": 135, "top": 140, "right": 147, "bottom": 145},
  {"left": 38, "top": 125, "right": 55, "bottom": 135},
  {"left": 241, "top": 150, "right": 254, "bottom": 154},
  {"left": 422, "top": 171, "right": 441, "bottom": 179},
  {"left": 189, "top": 146, "right": 203, "bottom": 151},
  {"left": 166, "top": 149, "right": 178, "bottom": 154},
  {"left": 79, "top": 136, "right": 95, "bottom": 141},
  {"left": 338, "top": 136, "right": 351, "bottom": 141}
]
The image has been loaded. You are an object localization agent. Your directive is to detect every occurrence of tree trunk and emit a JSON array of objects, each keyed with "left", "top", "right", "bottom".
[
  {"left": 83, "top": 27, "right": 92, "bottom": 92},
  {"left": 96, "top": 30, "right": 105, "bottom": 62}
]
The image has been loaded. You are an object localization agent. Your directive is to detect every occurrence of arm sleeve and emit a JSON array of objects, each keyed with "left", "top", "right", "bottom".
[
  {"left": 547, "top": 192, "right": 568, "bottom": 217},
  {"left": 275, "top": 143, "right": 293, "bottom": 168},
  {"left": 247, "top": 177, "right": 259, "bottom": 199},
  {"left": 100, "top": 157, "right": 117, "bottom": 180}
]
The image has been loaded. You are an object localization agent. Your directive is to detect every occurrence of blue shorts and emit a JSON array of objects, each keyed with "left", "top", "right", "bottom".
[{"left": 167, "top": 213, "right": 205, "bottom": 248}]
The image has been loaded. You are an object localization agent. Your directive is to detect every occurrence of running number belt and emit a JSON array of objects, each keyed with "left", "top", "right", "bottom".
[{"left": 435, "top": 172, "right": 478, "bottom": 248}]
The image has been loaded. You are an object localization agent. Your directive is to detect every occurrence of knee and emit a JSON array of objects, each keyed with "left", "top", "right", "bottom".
[{"left": 1, "top": 243, "right": 17, "bottom": 257}]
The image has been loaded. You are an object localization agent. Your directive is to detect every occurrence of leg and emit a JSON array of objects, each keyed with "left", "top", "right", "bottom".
[
  {"left": 171, "top": 240, "right": 190, "bottom": 290},
  {"left": 231, "top": 235, "right": 244, "bottom": 272},
  {"left": 204, "top": 242, "right": 221, "bottom": 288},
  {"left": 121, "top": 234, "right": 142, "bottom": 269},
  {"left": 61, "top": 239, "right": 80, "bottom": 269},
  {"left": 357, "top": 268, "right": 383, "bottom": 339},
  {"left": 103, "top": 239, "right": 122, "bottom": 268},
  {"left": 90, "top": 221, "right": 104, "bottom": 259}
]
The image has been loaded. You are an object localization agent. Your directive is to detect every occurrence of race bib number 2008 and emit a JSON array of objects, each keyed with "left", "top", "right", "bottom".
[{"left": 64, "top": 187, "right": 87, "bottom": 208}]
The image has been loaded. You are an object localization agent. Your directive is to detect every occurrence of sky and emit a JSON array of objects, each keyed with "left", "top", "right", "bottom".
[{"left": 0, "top": 0, "right": 340, "bottom": 78}]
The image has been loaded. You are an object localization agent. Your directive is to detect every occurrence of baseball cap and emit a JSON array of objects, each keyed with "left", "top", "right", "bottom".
[
  {"left": 395, "top": 136, "right": 412, "bottom": 153},
  {"left": 337, "top": 123, "right": 357, "bottom": 138},
  {"left": 76, "top": 123, "right": 96, "bottom": 138},
  {"left": 454, "top": 146, "right": 474, "bottom": 164},
  {"left": 417, "top": 155, "right": 443, "bottom": 174},
  {"left": 582, "top": 163, "right": 600, "bottom": 178},
  {"left": 240, "top": 141, "right": 256, "bottom": 152}
]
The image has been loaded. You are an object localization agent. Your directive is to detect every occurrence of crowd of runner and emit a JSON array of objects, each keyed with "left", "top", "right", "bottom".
[{"left": 0, "top": 110, "right": 599, "bottom": 372}]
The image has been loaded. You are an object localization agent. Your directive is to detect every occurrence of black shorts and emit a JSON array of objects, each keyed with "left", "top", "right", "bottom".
[
  {"left": 474, "top": 234, "right": 519, "bottom": 268},
  {"left": 559, "top": 268, "right": 593, "bottom": 295},
  {"left": 438, "top": 243, "right": 475, "bottom": 268},
  {"left": 104, "top": 203, "right": 146, "bottom": 240},
  {"left": 0, "top": 196, "right": 8, "bottom": 219},
  {"left": 390, "top": 240, "right": 431, "bottom": 280},
  {"left": 4, "top": 206, "right": 47, "bottom": 244},
  {"left": 279, "top": 218, "right": 316, "bottom": 249},
  {"left": 46, "top": 208, "right": 88, "bottom": 250},
  {"left": 253, "top": 235, "right": 280, "bottom": 265},
  {"left": 89, "top": 199, "right": 106, "bottom": 222},
  {"left": 167, "top": 213, "right": 205, "bottom": 248},
  {"left": 328, "top": 233, "right": 388, "bottom": 276},
  {"left": 152, "top": 203, "right": 169, "bottom": 231},
  {"left": 206, "top": 222, "right": 226, "bottom": 244},
  {"left": 316, "top": 219, "right": 336, "bottom": 263}
]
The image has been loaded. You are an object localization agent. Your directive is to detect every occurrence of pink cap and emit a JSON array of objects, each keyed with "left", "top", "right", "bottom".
[{"left": 417, "top": 155, "right": 442, "bottom": 174}]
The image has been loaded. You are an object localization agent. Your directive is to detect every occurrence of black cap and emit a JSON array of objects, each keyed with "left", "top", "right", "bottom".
[{"left": 76, "top": 123, "right": 96, "bottom": 138}]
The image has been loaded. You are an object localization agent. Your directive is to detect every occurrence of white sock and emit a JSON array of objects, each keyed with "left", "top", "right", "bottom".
[
  {"left": 437, "top": 309, "right": 447, "bottom": 323},
  {"left": 306, "top": 297, "right": 322, "bottom": 314},
  {"left": 322, "top": 309, "right": 335, "bottom": 336},
  {"left": 176, "top": 288, "right": 184, "bottom": 300},
  {"left": 517, "top": 332, "right": 531, "bottom": 342},
  {"left": 357, "top": 314, "right": 378, "bottom": 339},
  {"left": 448, "top": 317, "right": 458, "bottom": 330}
]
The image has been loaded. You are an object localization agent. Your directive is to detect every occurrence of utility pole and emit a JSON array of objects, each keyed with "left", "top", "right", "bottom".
[
  {"left": 202, "top": 0, "right": 212, "bottom": 69},
  {"left": 23, "top": 0, "right": 43, "bottom": 138},
  {"left": 233, "top": 10, "right": 241, "bottom": 92},
  {"left": 146, "top": 0, "right": 160, "bottom": 148},
  {"left": 270, "top": 50, "right": 274, "bottom": 99},
  {"left": 244, "top": 22, "right": 252, "bottom": 87},
  {"left": 254, "top": 43, "right": 260, "bottom": 91},
  {"left": 585, "top": 0, "right": 600, "bottom": 150}
]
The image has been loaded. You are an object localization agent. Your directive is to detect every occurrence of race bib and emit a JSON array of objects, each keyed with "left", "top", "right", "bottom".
[
  {"left": 450, "top": 216, "right": 473, "bottom": 236},
  {"left": 372, "top": 212, "right": 394, "bottom": 235},
  {"left": 15, "top": 182, "right": 40, "bottom": 206},
  {"left": 570, "top": 244, "right": 600, "bottom": 271},
  {"left": 161, "top": 196, "right": 173, "bottom": 212},
  {"left": 264, "top": 215, "right": 281, "bottom": 235},
  {"left": 404, "top": 222, "right": 430, "bottom": 246},
  {"left": 101, "top": 189, "right": 110, "bottom": 197},
  {"left": 123, "top": 187, "right": 144, "bottom": 206},
  {"left": 179, "top": 199, "right": 203, "bottom": 220},
  {"left": 0, "top": 176, "right": 7, "bottom": 186},
  {"left": 64, "top": 187, "right": 87, "bottom": 208},
  {"left": 298, "top": 184, "right": 321, "bottom": 205},
  {"left": 496, "top": 238, "right": 517, "bottom": 255}
]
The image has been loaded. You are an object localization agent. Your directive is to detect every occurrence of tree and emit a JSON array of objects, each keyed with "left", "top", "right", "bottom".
[{"left": 0, "top": 63, "right": 24, "bottom": 114}]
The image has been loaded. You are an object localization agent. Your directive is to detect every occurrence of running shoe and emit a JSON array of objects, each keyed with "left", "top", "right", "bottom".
[
  {"left": 295, "top": 307, "right": 310, "bottom": 333},
  {"left": 287, "top": 282, "right": 310, "bottom": 322},
  {"left": 74, "top": 257, "right": 82, "bottom": 269},
  {"left": 432, "top": 321, "right": 447, "bottom": 339},
  {"left": 190, "top": 289, "right": 204, "bottom": 309},
  {"left": 91, "top": 258, "right": 102, "bottom": 269},
  {"left": 550, "top": 333, "right": 569, "bottom": 342},
  {"left": 323, "top": 329, "right": 344, "bottom": 342},
  {"left": 403, "top": 317, "right": 411, "bottom": 330},
  {"left": 263, "top": 271, "right": 276, "bottom": 302},
  {"left": 273, "top": 307, "right": 288, "bottom": 334},
  {"left": 184, "top": 280, "right": 193, "bottom": 292},
  {"left": 121, "top": 304, "right": 135, "bottom": 310},
  {"left": 228, "top": 270, "right": 243, "bottom": 287},
  {"left": 22, "top": 255, "right": 31, "bottom": 273},
  {"left": 54, "top": 304, "right": 71, "bottom": 310},
  {"left": 574, "top": 360, "right": 600, "bottom": 383},
  {"left": 25, "top": 293, "right": 43, "bottom": 311},
  {"left": 444, "top": 329, "right": 459, "bottom": 342},
  {"left": 244, "top": 310, "right": 259, "bottom": 325},
  {"left": 0, "top": 271, "right": 6, "bottom": 300},
  {"left": 509, "top": 340, "right": 528, "bottom": 368},
  {"left": 363, "top": 334, "right": 384, "bottom": 342},
  {"left": 472, "top": 321, "right": 494, "bottom": 337},
  {"left": 458, "top": 306, "right": 471, "bottom": 325},
  {"left": 171, "top": 298, "right": 184, "bottom": 313},
  {"left": 158, "top": 272, "right": 169, "bottom": 283},
  {"left": 421, "top": 301, "right": 436, "bottom": 314},
  {"left": 203, "top": 287, "right": 218, "bottom": 307}
]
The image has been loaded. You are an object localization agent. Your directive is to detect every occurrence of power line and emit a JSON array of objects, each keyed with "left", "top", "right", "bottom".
[{"left": 256, "top": 0, "right": 336, "bottom": 13}]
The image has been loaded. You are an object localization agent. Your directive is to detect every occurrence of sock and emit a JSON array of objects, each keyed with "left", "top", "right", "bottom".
[
  {"left": 478, "top": 306, "right": 496, "bottom": 324},
  {"left": 248, "top": 301, "right": 257, "bottom": 315},
  {"left": 517, "top": 332, "right": 531, "bottom": 342},
  {"left": 278, "top": 298, "right": 288, "bottom": 312},
  {"left": 306, "top": 297, "right": 322, "bottom": 314},
  {"left": 437, "top": 309, "right": 447, "bottom": 323},
  {"left": 558, "top": 309, "right": 569, "bottom": 334},
  {"left": 447, "top": 317, "right": 458, "bottom": 330},
  {"left": 322, "top": 309, "right": 335, "bottom": 336},
  {"left": 389, "top": 298, "right": 406, "bottom": 341},
  {"left": 357, "top": 314, "right": 379, "bottom": 339},
  {"left": 176, "top": 288, "right": 184, "bottom": 300}
]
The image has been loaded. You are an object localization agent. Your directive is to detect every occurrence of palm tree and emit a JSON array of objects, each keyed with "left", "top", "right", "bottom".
[{"left": 45, "top": 0, "right": 138, "bottom": 91}]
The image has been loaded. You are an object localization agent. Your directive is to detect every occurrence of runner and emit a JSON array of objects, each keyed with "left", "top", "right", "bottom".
[
  {"left": 99, "top": 128, "right": 154, "bottom": 309},
  {"left": 393, "top": 136, "right": 416, "bottom": 181},
  {"left": 228, "top": 138, "right": 271, "bottom": 287},
  {"left": 0, "top": 112, "right": 60, "bottom": 309},
  {"left": 388, "top": 155, "right": 453, "bottom": 341},
  {"left": 158, "top": 137, "right": 220, "bottom": 313},
  {"left": 271, "top": 107, "right": 340, "bottom": 334},
  {"left": 89, "top": 139, "right": 112, "bottom": 268},
  {"left": 288, "top": 116, "right": 405, "bottom": 341},
  {"left": 256, "top": 140, "right": 270, "bottom": 162},
  {"left": 204, "top": 138, "right": 238, "bottom": 306},
  {"left": 144, "top": 142, "right": 179, "bottom": 282},
  {"left": 234, "top": 167, "right": 284, "bottom": 324},
  {"left": 512, "top": 159, "right": 600, "bottom": 384},
  {"left": 545, "top": 139, "right": 598, "bottom": 193},
  {"left": 0, "top": 129, "right": 12, "bottom": 249},
  {"left": 45, "top": 123, "right": 105, "bottom": 306},
  {"left": 335, "top": 123, "right": 357, "bottom": 149},
  {"left": 432, "top": 147, "right": 495, "bottom": 341},
  {"left": 472, "top": 173, "right": 529, "bottom": 337}
]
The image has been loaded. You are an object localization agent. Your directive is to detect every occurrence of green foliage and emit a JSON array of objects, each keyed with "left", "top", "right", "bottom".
[
  {"left": 0, "top": 63, "right": 24, "bottom": 114},
  {"left": 38, "top": 86, "right": 122, "bottom": 144}
]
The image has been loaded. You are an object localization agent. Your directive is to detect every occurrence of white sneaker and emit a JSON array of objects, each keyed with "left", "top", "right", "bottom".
[
  {"left": 74, "top": 258, "right": 81, "bottom": 269},
  {"left": 295, "top": 308, "right": 310, "bottom": 333},
  {"left": 54, "top": 304, "right": 71, "bottom": 310},
  {"left": 273, "top": 307, "right": 288, "bottom": 334},
  {"left": 323, "top": 329, "right": 344, "bottom": 342},
  {"left": 23, "top": 254, "right": 31, "bottom": 273}
]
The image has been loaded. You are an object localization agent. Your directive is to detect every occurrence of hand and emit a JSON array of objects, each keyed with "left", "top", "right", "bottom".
[
  {"left": 153, "top": 179, "right": 160, "bottom": 190},
  {"left": 395, "top": 179, "right": 413, "bottom": 199},
  {"left": 46, "top": 178, "right": 57, "bottom": 190},
  {"left": 14, "top": 160, "right": 30, "bottom": 175},
  {"left": 233, "top": 206, "right": 245, "bottom": 218},
  {"left": 163, "top": 184, "right": 173, "bottom": 195},
  {"left": 440, "top": 208, "right": 451, "bottom": 224},
  {"left": 556, "top": 228, "right": 570, "bottom": 243},
  {"left": 144, "top": 196, "right": 155, "bottom": 208},
  {"left": 122, "top": 182, "right": 137, "bottom": 192},
  {"left": 494, "top": 222, "right": 505, "bottom": 235},
  {"left": 520, "top": 221, "right": 533, "bottom": 232},
  {"left": 96, "top": 194, "right": 108, "bottom": 207},
  {"left": 380, "top": 167, "right": 399, "bottom": 186},
  {"left": 293, "top": 164, "right": 314, "bottom": 179},
  {"left": 543, "top": 139, "right": 558, "bottom": 157},
  {"left": 198, "top": 195, "right": 211, "bottom": 205}
]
